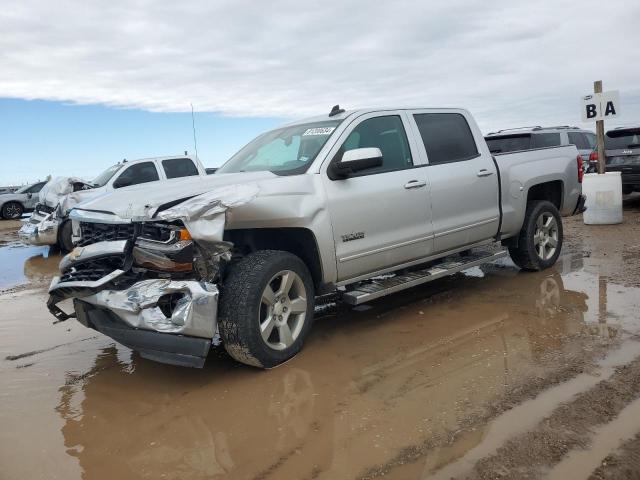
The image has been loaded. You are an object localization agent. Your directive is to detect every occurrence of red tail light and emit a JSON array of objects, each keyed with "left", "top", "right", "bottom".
[
  {"left": 577, "top": 155, "right": 584, "bottom": 183},
  {"left": 589, "top": 150, "right": 598, "bottom": 162}
]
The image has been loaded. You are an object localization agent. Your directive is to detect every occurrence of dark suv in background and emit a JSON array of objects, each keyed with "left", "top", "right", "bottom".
[
  {"left": 485, "top": 126, "right": 596, "bottom": 170},
  {"left": 604, "top": 126, "right": 640, "bottom": 194}
]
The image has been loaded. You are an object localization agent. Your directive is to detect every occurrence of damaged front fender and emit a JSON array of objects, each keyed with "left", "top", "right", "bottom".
[{"left": 156, "top": 183, "right": 259, "bottom": 244}]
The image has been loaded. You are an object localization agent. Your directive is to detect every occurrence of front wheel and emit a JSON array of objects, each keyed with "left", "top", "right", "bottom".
[
  {"left": 58, "top": 220, "right": 74, "bottom": 252},
  {"left": 218, "top": 250, "right": 315, "bottom": 368},
  {"left": 508, "top": 200, "right": 563, "bottom": 271}
]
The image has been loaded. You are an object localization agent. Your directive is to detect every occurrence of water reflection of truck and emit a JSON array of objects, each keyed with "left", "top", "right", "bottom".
[{"left": 56, "top": 267, "right": 589, "bottom": 480}]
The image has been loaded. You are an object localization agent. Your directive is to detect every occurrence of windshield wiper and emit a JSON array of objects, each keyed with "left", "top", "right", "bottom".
[{"left": 627, "top": 143, "right": 640, "bottom": 148}]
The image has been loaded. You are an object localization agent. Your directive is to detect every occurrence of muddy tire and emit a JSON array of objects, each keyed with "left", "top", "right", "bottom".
[
  {"left": 58, "top": 220, "right": 74, "bottom": 253},
  {"left": 1, "top": 202, "right": 23, "bottom": 220},
  {"left": 218, "top": 250, "right": 315, "bottom": 368},
  {"left": 509, "top": 200, "right": 563, "bottom": 271}
]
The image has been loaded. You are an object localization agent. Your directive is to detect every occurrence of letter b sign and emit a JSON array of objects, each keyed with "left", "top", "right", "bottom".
[{"left": 581, "top": 91, "right": 620, "bottom": 122}]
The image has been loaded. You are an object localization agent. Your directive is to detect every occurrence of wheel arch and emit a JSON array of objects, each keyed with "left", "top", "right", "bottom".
[
  {"left": 526, "top": 180, "right": 564, "bottom": 211},
  {"left": 224, "top": 227, "right": 329, "bottom": 294}
]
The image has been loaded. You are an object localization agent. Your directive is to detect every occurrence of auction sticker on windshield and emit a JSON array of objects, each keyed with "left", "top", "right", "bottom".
[{"left": 303, "top": 127, "right": 335, "bottom": 136}]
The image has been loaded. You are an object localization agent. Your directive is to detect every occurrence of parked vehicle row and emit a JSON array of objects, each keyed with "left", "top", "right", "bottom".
[
  {"left": 18, "top": 155, "right": 208, "bottom": 250},
  {"left": 485, "top": 125, "right": 596, "bottom": 168},
  {"left": 485, "top": 123, "right": 640, "bottom": 191},
  {"left": 44, "top": 106, "right": 586, "bottom": 370},
  {"left": 0, "top": 181, "right": 48, "bottom": 219}
]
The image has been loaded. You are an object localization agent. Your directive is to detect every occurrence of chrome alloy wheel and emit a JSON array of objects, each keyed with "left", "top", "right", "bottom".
[
  {"left": 5, "top": 203, "right": 21, "bottom": 219},
  {"left": 534, "top": 212, "right": 559, "bottom": 261},
  {"left": 259, "top": 270, "right": 308, "bottom": 350}
]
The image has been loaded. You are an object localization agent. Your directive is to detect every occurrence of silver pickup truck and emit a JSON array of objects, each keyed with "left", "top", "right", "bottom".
[{"left": 47, "top": 107, "right": 586, "bottom": 368}]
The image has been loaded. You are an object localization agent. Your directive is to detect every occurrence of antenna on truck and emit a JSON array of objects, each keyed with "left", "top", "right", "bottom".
[{"left": 191, "top": 103, "right": 199, "bottom": 159}]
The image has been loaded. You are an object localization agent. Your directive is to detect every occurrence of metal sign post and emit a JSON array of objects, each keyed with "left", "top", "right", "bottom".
[{"left": 594, "top": 81, "right": 606, "bottom": 174}]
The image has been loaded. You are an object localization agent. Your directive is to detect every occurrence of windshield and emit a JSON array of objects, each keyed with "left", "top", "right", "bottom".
[
  {"left": 217, "top": 120, "right": 342, "bottom": 175},
  {"left": 15, "top": 184, "right": 31, "bottom": 194},
  {"left": 92, "top": 163, "right": 123, "bottom": 187},
  {"left": 485, "top": 134, "right": 532, "bottom": 153},
  {"left": 605, "top": 128, "right": 640, "bottom": 150}
]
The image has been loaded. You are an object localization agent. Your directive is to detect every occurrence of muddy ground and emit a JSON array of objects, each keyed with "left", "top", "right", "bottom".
[{"left": 1, "top": 197, "right": 640, "bottom": 480}]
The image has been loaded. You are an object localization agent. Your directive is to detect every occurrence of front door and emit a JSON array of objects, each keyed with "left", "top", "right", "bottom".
[{"left": 322, "top": 112, "right": 433, "bottom": 282}]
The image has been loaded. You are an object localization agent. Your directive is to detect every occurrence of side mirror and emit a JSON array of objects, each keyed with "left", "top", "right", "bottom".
[
  {"left": 26, "top": 193, "right": 33, "bottom": 199},
  {"left": 330, "top": 147, "right": 383, "bottom": 179}
]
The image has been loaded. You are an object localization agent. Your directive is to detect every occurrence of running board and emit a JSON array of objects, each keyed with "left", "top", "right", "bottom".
[{"left": 341, "top": 249, "right": 508, "bottom": 305}]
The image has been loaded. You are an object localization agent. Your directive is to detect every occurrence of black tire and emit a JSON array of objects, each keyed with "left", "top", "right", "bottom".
[
  {"left": 508, "top": 200, "right": 563, "bottom": 271},
  {"left": 218, "top": 250, "right": 315, "bottom": 368},
  {"left": 58, "top": 220, "right": 74, "bottom": 253},
  {"left": 1, "top": 202, "right": 23, "bottom": 220}
]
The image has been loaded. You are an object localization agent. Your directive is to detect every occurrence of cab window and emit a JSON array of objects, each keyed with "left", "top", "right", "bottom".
[
  {"left": 113, "top": 162, "right": 160, "bottom": 188},
  {"left": 413, "top": 113, "right": 479, "bottom": 164},
  {"left": 338, "top": 115, "right": 413, "bottom": 174},
  {"left": 162, "top": 158, "right": 199, "bottom": 179},
  {"left": 26, "top": 182, "right": 46, "bottom": 193}
]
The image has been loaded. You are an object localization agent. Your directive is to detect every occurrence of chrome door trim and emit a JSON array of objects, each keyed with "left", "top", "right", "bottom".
[
  {"left": 434, "top": 217, "right": 499, "bottom": 239},
  {"left": 338, "top": 234, "right": 435, "bottom": 263}
]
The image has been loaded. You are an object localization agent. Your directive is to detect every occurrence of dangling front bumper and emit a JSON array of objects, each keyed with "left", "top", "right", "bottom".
[
  {"left": 19, "top": 211, "right": 60, "bottom": 246},
  {"left": 47, "top": 239, "right": 220, "bottom": 368}
]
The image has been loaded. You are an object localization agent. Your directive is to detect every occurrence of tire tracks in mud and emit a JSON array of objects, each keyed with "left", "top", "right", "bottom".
[
  {"left": 458, "top": 343, "right": 640, "bottom": 479},
  {"left": 356, "top": 336, "right": 640, "bottom": 480},
  {"left": 587, "top": 432, "right": 640, "bottom": 480}
]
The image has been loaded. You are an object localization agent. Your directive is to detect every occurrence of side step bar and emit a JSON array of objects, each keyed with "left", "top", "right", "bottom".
[{"left": 341, "top": 249, "right": 508, "bottom": 305}]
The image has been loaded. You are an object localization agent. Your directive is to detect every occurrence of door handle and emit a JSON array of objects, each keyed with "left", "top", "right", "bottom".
[
  {"left": 404, "top": 180, "right": 427, "bottom": 189},
  {"left": 477, "top": 169, "right": 494, "bottom": 177}
]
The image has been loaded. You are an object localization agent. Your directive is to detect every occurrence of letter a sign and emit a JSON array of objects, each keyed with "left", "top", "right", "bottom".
[{"left": 581, "top": 90, "right": 620, "bottom": 122}]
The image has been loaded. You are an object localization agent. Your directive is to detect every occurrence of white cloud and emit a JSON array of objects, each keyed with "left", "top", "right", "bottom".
[{"left": 1, "top": 0, "right": 639, "bottom": 131}]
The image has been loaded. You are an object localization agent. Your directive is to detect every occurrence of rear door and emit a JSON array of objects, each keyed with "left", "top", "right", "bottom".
[
  {"left": 321, "top": 111, "right": 433, "bottom": 281},
  {"left": 408, "top": 110, "right": 500, "bottom": 253}
]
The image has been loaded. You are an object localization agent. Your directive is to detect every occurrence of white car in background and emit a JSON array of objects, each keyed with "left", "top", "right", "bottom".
[
  {"left": 20, "top": 155, "right": 208, "bottom": 250},
  {"left": 0, "top": 181, "right": 48, "bottom": 219}
]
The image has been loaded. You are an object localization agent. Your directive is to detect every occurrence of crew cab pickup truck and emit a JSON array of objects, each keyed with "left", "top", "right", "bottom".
[
  {"left": 47, "top": 107, "right": 586, "bottom": 368},
  {"left": 19, "top": 155, "right": 206, "bottom": 251}
]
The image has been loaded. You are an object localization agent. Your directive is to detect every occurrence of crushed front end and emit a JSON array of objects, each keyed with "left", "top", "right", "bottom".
[{"left": 48, "top": 213, "right": 227, "bottom": 368}]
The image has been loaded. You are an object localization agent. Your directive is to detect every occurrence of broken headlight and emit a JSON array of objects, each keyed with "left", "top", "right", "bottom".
[{"left": 133, "top": 225, "right": 195, "bottom": 273}]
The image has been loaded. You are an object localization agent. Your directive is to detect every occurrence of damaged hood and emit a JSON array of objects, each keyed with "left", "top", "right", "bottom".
[
  {"left": 73, "top": 171, "right": 275, "bottom": 220},
  {"left": 39, "top": 176, "right": 98, "bottom": 213}
]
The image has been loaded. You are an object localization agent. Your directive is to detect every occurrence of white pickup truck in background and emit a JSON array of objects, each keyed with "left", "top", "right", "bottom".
[
  {"left": 47, "top": 107, "right": 586, "bottom": 369},
  {"left": 20, "top": 155, "right": 208, "bottom": 251}
]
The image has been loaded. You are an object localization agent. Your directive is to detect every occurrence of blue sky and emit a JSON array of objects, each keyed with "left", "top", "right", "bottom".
[
  {"left": 2, "top": 0, "right": 639, "bottom": 186},
  {"left": 0, "top": 98, "right": 283, "bottom": 186}
]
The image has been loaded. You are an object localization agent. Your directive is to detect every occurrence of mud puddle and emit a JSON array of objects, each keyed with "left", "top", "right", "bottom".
[
  {"left": 1, "top": 207, "right": 640, "bottom": 479},
  {"left": 0, "top": 218, "right": 61, "bottom": 290}
]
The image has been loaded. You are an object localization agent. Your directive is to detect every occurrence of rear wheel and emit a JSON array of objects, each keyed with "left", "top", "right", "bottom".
[
  {"left": 508, "top": 200, "right": 563, "bottom": 271},
  {"left": 1, "top": 202, "right": 23, "bottom": 219},
  {"left": 218, "top": 250, "right": 315, "bottom": 368}
]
